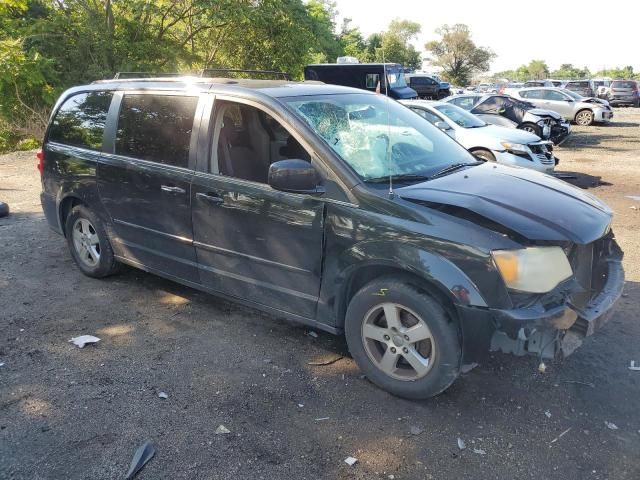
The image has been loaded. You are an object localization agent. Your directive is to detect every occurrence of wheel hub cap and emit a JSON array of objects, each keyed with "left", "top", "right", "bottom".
[{"left": 361, "top": 302, "right": 436, "bottom": 381}]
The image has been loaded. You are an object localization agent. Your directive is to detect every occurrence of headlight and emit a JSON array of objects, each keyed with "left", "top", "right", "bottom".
[
  {"left": 491, "top": 247, "right": 573, "bottom": 293},
  {"left": 500, "top": 141, "right": 529, "bottom": 155}
]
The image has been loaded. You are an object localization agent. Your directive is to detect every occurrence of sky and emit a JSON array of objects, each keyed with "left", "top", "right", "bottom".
[{"left": 334, "top": 0, "right": 639, "bottom": 74}]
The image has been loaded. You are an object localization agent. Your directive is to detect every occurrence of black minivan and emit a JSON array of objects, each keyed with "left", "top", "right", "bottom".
[{"left": 40, "top": 75, "right": 624, "bottom": 399}]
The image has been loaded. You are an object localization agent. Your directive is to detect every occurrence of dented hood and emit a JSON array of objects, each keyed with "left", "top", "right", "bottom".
[{"left": 398, "top": 163, "right": 612, "bottom": 244}]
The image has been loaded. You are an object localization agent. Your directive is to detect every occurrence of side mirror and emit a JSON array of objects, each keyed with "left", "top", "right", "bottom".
[
  {"left": 268, "top": 159, "right": 323, "bottom": 194},
  {"left": 434, "top": 121, "right": 451, "bottom": 131}
]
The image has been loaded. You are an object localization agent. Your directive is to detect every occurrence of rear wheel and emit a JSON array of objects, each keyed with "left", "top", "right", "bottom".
[
  {"left": 65, "top": 205, "right": 119, "bottom": 278},
  {"left": 345, "top": 276, "right": 461, "bottom": 399},
  {"left": 575, "top": 109, "right": 594, "bottom": 126},
  {"left": 520, "top": 123, "right": 542, "bottom": 137},
  {"left": 470, "top": 148, "right": 496, "bottom": 162}
]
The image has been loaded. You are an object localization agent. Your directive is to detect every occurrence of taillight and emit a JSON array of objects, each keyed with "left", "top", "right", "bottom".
[{"left": 36, "top": 149, "right": 44, "bottom": 175}]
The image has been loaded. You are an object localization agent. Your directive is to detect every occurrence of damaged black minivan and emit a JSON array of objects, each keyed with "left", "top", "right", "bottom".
[{"left": 39, "top": 75, "right": 624, "bottom": 399}]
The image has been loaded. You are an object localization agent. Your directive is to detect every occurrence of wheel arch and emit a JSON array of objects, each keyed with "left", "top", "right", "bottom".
[
  {"left": 58, "top": 195, "right": 87, "bottom": 237},
  {"left": 333, "top": 249, "right": 488, "bottom": 331}
]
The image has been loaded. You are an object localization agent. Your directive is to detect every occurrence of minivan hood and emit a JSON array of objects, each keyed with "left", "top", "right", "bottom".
[{"left": 398, "top": 163, "right": 612, "bottom": 244}]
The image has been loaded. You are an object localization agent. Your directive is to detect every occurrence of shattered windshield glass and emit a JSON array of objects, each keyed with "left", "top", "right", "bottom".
[
  {"left": 284, "top": 93, "right": 473, "bottom": 181},
  {"left": 386, "top": 69, "right": 407, "bottom": 88}
]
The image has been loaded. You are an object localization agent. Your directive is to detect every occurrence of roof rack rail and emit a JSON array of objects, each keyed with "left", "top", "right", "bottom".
[
  {"left": 200, "top": 68, "right": 292, "bottom": 81},
  {"left": 114, "top": 72, "right": 187, "bottom": 79}
]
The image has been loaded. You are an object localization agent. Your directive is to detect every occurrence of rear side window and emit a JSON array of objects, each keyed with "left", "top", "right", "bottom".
[
  {"left": 48, "top": 92, "right": 113, "bottom": 150},
  {"left": 612, "top": 81, "right": 635, "bottom": 88},
  {"left": 365, "top": 73, "right": 380, "bottom": 89},
  {"left": 115, "top": 94, "right": 198, "bottom": 168}
]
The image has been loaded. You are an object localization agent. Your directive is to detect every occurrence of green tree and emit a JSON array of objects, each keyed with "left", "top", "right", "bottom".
[
  {"left": 339, "top": 18, "right": 367, "bottom": 59},
  {"left": 424, "top": 24, "right": 495, "bottom": 85},
  {"left": 374, "top": 19, "right": 421, "bottom": 70},
  {"left": 526, "top": 59, "right": 549, "bottom": 80}
]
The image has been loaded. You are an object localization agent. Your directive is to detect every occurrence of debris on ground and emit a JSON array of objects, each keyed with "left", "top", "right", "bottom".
[
  {"left": 545, "top": 411, "right": 552, "bottom": 418},
  {"left": 457, "top": 438, "right": 466, "bottom": 450},
  {"left": 0, "top": 363, "right": 5, "bottom": 367},
  {"left": 410, "top": 426, "right": 423, "bottom": 436},
  {"left": 0, "top": 201, "right": 9, "bottom": 218},
  {"left": 297, "top": 403, "right": 304, "bottom": 408},
  {"left": 460, "top": 362, "right": 479, "bottom": 374},
  {"left": 215, "top": 425, "right": 231, "bottom": 435},
  {"left": 549, "top": 427, "right": 572, "bottom": 445},
  {"left": 605, "top": 421, "right": 619, "bottom": 430},
  {"left": 158, "top": 392, "right": 168, "bottom": 399},
  {"left": 315, "top": 417, "right": 330, "bottom": 422},
  {"left": 307, "top": 355, "right": 344, "bottom": 366},
  {"left": 565, "top": 380, "right": 595, "bottom": 388},
  {"left": 124, "top": 440, "right": 156, "bottom": 480},
  {"left": 538, "top": 362, "right": 547, "bottom": 373},
  {"left": 625, "top": 195, "right": 640, "bottom": 201},
  {"left": 306, "top": 331, "right": 319, "bottom": 338},
  {"left": 344, "top": 456, "right": 358, "bottom": 466},
  {"left": 629, "top": 361, "right": 640, "bottom": 371},
  {"left": 69, "top": 335, "right": 100, "bottom": 348},
  {"left": 473, "top": 448, "right": 486, "bottom": 455}
]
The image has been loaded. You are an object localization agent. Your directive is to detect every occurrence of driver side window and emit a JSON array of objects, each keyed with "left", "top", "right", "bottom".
[{"left": 212, "top": 101, "right": 311, "bottom": 183}]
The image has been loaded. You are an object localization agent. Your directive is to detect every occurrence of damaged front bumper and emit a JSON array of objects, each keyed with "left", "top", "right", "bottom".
[{"left": 458, "top": 236, "right": 624, "bottom": 362}]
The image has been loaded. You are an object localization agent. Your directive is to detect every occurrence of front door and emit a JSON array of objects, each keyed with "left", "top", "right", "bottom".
[
  {"left": 98, "top": 92, "right": 201, "bottom": 280},
  {"left": 191, "top": 98, "right": 325, "bottom": 318},
  {"left": 540, "top": 89, "right": 575, "bottom": 119}
]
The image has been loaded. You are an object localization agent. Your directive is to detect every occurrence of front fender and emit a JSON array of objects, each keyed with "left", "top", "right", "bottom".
[{"left": 338, "top": 241, "right": 488, "bottom": 308}]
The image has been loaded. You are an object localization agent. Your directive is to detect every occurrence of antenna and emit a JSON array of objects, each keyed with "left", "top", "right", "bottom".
[{"left": 382, "top": 52, "right": 394, "bottom": 198}]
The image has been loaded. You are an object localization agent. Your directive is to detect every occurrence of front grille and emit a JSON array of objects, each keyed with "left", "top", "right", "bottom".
[
  {"left": 529, "top": 143, "right": 555, "bottom": 164},
  {"left": 567, "top": 234, "right": 612, "bottom": 309}
]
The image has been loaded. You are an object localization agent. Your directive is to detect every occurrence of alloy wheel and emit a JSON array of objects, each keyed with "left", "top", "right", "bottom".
[
  {"left": 361, "top": 303, "right": 436, "bottom": 381},
  {"left": 576, "top": 111, "right": 593, "bottom": 126},
  {"left": 72, "top": 218, "right": 101, "bottom": 267}
]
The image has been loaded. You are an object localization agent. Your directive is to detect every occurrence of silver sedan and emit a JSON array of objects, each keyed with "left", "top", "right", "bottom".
[{"left": 505, "top": 87, "right": 613, "bottom": 126}]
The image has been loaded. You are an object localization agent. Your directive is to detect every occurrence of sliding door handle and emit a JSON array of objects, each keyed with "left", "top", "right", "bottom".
[
  {"left": 196, "top": 192, "right": 224, "bottom": 205},
  {"left": 161, "top": 185, "right": 186, "bottom": 194}
]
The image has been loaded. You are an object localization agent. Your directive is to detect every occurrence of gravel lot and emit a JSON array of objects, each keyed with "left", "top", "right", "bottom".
[{"left": 1, "top": 109, "right": 639, "bottom": 480}]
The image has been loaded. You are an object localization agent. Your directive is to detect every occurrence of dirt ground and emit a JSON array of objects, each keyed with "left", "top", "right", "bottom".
[{"left": 1, "top": 109, "right": 639, "bottom": 480}]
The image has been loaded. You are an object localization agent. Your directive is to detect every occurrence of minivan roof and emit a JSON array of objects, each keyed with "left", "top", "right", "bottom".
[{"left": 85, "top": 77, "right": 369, "bottom": 98}]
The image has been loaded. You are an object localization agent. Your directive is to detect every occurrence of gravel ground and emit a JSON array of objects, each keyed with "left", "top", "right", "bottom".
[{"left": 1, "top": 109, "right": 639, "bottom": 480}]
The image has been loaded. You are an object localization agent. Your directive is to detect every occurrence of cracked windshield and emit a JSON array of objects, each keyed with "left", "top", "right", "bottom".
[{"left": 285, "top": 94, "right": 472, "bottom": 181}]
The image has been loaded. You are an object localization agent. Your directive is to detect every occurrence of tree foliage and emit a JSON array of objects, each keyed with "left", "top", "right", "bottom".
[{"left": 424, "top": 24, "right": 495, "bottom": 85}]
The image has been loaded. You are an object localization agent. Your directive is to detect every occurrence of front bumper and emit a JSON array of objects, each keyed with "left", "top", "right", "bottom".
[
  {"left": 493, "top": 149, "right": 555, "bottom": 173},
  {"left": 593, "top": 108, "right": 614, "bottom": 122},
  {"left": 550, "top": 122, "right": 571, "bottom": 145},
  {"left": 458, "top": 236, "right": 624, "bottom": 363}
]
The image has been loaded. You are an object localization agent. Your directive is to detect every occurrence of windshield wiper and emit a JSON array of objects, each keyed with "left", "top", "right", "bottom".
[
  {"left": 365, "top": 173, "right": 431, "bottom": 184},
  {"left": 429, "top": 161, "right": 483, "bottom": 179}
]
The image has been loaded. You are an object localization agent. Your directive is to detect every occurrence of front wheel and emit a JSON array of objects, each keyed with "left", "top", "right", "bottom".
[
  {"left": 575, "top": 109, "right": 594, "bottom": 126},
  {"left": 345, "top": 276, "right": 461, "bottom": 399},
  {"left": 520, "top": 123, "right": 542, "bottom": 137},
  {"left": 65, "top": 205, "right": 119, "bottom": 278}
]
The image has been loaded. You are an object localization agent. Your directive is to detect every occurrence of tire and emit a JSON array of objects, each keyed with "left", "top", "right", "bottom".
[
  {"left": 0, "top": 201, "right": 9, "bottom": 218},
  {"left": 65, "top": 205, "right": 119, "bottom": 278},
  {"left": 520, "top": 123, "right": 542, "bottom": 137},
  {"left": 575, "top": 109, "right": 594, "bottom": 126},
  {"left": 344, "top": 276, "right": 461, "bottom": 399},
  {"left": 470, "top": 148, "right": 496, "bottom": 162}
]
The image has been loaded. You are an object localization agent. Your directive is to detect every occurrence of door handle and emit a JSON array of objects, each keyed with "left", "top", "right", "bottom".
[
  {"left": 161, "top": 185, "right": 186, "bottom": 194},
  {"left": 196, "top": 192, "right": 224, "bottom": 205}
]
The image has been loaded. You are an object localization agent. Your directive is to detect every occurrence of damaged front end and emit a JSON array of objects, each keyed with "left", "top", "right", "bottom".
[{"left": 488, "top": 232, "right": 624, "bottom": 360}]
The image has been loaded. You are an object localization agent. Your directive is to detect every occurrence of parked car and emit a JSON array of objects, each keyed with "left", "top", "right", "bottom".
[
  {"left": 39, "top": 75, "right": 624, "bottom": 399},
  {"left": 401, "top": 100, "right": 556, "bottom": 172},
  {"left": 606, "top": 80, "right": 639, "bottom": 107},
  {"left": 561, "top": 80, "right": 594, "bottom": 98},
  {"left": 444, "top": 94, "right": 572, "bottom": 144},
  {"left": 591, "top": 78, "right": 611, "bottom": 98},
  {"left": 524, "top": 80, "right": 554, "bottom": 88},
  {"left": 509, "top": 87, "right": 613, "bottom": 125},
  {"left": 406, "top": 74, "right": 449, "bottom": 99},
  {"left": 303, "top": 62, "right": 418, "bottom": 99},
  {"left": 498, "top": 82, "right": 524, "bottom": 94}
]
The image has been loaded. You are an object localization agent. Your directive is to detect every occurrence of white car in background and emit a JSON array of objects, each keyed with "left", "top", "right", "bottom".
[
  {"left": 401, "top": 100, "right": 556, "bottom": 173},
  {"left": 506, "top": 87, "right": 613, "bottom": 126}
]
